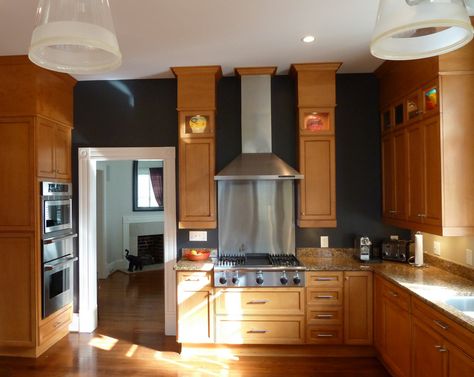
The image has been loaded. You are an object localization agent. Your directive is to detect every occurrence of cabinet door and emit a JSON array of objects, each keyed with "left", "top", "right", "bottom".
[
  {"left": 412, "top": 317, "right": 446, "bottom": 377},
  {"left": 177, "top": 289, "right": 213, "bottom": 343},
  {"left": 384, "top": 299, "right": 411, "bottom": 377},
  {"left": 54, "top": 124, "right": 71, "bottom": 180},
  {"left": 36, "top": 117, "right": 56, "bottom": 178},
  {"left": 382, "top": 135, "right": 395, "bottom": 218},
  {"left": 343, "top": 271, "right": 373, "bottom": 345},
  {"left": 407, "top": 123, "right": 424, "bottom": 223},
  {"left": 0, "top": 234, "right": 36, "bottom": 347},
  {"left": 447, "top": 341, "right": 474, "bottom": 377},
  {"left": 178, "top": 138, "right": 216, "bottom": 228},
  {"left": 393, "top": 130, "right": 408, "bottom": 219},
  {"left": 298, "top": 136, "right": 336, "bottom": 227},
  {"left": 423, "top": 118, "right": 442, "bottom": 226},
  {"left": 0, "top": 117, "right": 35, "bottom": 230},
  {"left": 374, "top": 275, "right": 384, "bottom": 352}
]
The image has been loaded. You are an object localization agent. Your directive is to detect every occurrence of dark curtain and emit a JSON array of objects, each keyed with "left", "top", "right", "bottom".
[{"left": 149, "top": 167, "right": 163, "bottom": 207}]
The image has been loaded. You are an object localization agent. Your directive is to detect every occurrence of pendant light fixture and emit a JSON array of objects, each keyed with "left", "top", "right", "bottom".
[
  {"left": 28, "top": 0, "right": 122, "bottom": 74},
  {"left": 371, "top": 0, "right": 473, "bottom": 60}
]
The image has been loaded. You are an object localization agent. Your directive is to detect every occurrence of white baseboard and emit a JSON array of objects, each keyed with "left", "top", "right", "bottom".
[
  {"left": 69, "top": 313, "right": 79, "bottom": 332},
  {"left": 165, "top": 312, "right": 176, "bottom": 336},
  {"left": 107, "top": 259, "right": 127, "bottom": 276}
]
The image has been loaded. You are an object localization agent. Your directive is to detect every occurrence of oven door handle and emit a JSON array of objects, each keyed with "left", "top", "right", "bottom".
[
  {"left": 43, "top": 233, "right": 78, "bottom": 244},
  {"left": 44, "top": 256, "right": 78, "bottom": 271}
]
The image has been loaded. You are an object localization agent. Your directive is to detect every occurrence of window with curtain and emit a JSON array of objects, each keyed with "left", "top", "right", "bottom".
[{"left": 133, "top": 160, "right": 164, "bottom": 211}]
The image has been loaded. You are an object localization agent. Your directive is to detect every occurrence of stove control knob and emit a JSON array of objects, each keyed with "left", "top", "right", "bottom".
[
  {"left": 256, "top": 271, "right": 264, "bottom": 285},
  {"left": 232, "top": 273, "right": 239, "bottom": 285},
  {"left": 293, "top": 273, "right": 301, "bottom": 285},
  {"left": 280, "top": 272, "right": 288, "bottom": 285},
  {"left": 219, "top": 275, "right": 227, "bottom": 285}
]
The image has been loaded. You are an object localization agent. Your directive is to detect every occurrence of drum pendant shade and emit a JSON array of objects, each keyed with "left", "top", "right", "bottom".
[
  {"left": 28, "top": 0, "right": 122, "bottom": 74},
  {"left": 371, "top": 0, "right": 473, "bottom": 60}
]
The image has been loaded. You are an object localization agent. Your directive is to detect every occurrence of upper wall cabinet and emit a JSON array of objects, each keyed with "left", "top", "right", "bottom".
[
  {"left": 376, "top": 40, "right": 474, "bottom": 236},
  {"left": 171, "top": 66, "right": 222, "bottom": 229},
  {"left": 291, "top": 63, "right": 341, "bottom": 228}
]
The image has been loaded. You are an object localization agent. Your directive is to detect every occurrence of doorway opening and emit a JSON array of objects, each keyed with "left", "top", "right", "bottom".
[{"left": 77, "top": 147, "right": 177, "bottom": 336}]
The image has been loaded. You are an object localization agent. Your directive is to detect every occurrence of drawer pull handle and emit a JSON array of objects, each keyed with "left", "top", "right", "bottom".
[
  {"left": 184, "top": 278, "right": 202, "bottom": 282},
  {"left": 317, "top": 295, "right": 334, "bottom": 299},
  {"left": 389, "top": 291, "right": 398, "bottom": 297},
  {"left": 247, "top": 329, "right": 269, "bottom": 334},
  {"left": 54, "top": 320, "right": 64, "bottom": 328},
  {"left": 316, "top": 277, "right": 336, "bottom": 281},
  {"left": 317, "top": 334, "right": 334, "bottom": 338},
  {"left": 316, "top": 314, "right": 334, "bottom": 318},
  {"left": 248, "top": 300, "right": 270, "bottom": 304},
  {"left": 433, "top": 320, "right": 449, "bottom": 331},
  {"left": 435, "top": 345, "right": 447, "bottom": 352}
]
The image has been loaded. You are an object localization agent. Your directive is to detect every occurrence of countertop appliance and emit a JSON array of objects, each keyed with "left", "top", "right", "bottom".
[
  {"left": 354, "top": 236, "right": 382, "bottom": 262},
  {"left": 382, "top": 239, "right": 412, "bottom": 263},
  {"left": 214, "top": 253, "right": 306, "bottom": 287}
]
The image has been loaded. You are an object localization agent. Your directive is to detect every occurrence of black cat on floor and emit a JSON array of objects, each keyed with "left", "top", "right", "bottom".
[{"left": 125, "top": 249, "right": 143, "bottom": 272}]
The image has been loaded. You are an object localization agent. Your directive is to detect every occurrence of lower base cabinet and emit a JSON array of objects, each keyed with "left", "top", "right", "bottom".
[{"left": 412, "top": 317, "right": 446, "bottom": 377}]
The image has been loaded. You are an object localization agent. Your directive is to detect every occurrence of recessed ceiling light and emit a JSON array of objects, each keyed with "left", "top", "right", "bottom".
[{"left": 301, "top": 35, "right": 315, "bottom": 43}]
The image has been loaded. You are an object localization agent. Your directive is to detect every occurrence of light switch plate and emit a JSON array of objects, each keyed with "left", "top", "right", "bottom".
[
  {"left": 433, "top": 241, "right": 441, "bottom": 256},
  {"left": 320, "top": 236, "right": 329, "bottom": 248},
  {"left": 189, "top": 231, "right": 207, "bottom": 241}
]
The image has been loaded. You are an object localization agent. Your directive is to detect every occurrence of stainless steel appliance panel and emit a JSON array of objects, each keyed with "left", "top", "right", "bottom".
[{"left": 218, "top": 180, "right": 295, "bottom": 254}]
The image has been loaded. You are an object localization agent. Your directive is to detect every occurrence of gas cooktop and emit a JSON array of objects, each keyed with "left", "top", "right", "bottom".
[{"left": 214, "top": 253, "right": 306, "bottom": 287}]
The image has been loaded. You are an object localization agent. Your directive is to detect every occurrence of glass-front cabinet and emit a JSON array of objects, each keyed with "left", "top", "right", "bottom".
[{"left": 299, "top": 108, "right": 334, "bottom": 135}]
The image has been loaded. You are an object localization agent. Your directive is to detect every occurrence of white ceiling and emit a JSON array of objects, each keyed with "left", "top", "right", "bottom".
[{"left": 1, "top": 0, "right": 385, "bottom": 81}]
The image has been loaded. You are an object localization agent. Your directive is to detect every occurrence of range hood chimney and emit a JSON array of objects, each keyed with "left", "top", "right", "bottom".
[{"left": 215, "top": 67, "right": 303, "bottom": 180}]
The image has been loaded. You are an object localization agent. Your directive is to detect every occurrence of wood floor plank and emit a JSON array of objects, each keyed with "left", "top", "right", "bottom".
[{"left": 0, "top": 269, "right": 390, "bottom": 377}]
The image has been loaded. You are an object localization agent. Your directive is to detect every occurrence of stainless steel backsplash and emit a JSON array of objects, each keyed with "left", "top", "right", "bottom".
[{"left": 218, "top": 180, "right": 295, "bottom": 254}]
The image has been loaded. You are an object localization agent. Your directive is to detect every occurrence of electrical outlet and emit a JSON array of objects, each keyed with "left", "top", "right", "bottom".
[
  {"left": 433, "top": 241, "right": 441, "bottom": 256},
  {"left": 390, "top": 235, "right": 399, "bottom": 240},
  {"left": 189, "top": 231, "right": 207, "bottom": 241},
  {"left": 320, "top": 236, "right": 329, "bottom": 248},
  {"left": 466, "top": 249, "right": 473, "bottom": 266}
]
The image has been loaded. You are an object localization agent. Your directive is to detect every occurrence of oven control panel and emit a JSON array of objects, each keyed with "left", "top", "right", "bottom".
[{"left": 214, "top": 269, "right": 305, "bottom": 287}]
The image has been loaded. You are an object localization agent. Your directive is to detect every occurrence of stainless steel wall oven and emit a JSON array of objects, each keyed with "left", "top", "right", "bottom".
[{"left": 41, "top": 181, "right": 73, "bottom": 238}]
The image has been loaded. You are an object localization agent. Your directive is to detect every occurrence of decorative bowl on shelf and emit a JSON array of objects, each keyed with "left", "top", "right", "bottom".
[
  {"left": 189, "top": 115, "right": 207, "bottom": 133},
  {"left": 184, "top": 249, "right": 210, "bottom": 261}
]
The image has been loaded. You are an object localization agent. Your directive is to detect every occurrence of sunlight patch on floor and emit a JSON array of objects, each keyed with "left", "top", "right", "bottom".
[
  {"left": 88, "top": 334, "right": 119, "bottom": 351},
  {"left": 125, "top": 344, "right": 138, "bottom": 357}
]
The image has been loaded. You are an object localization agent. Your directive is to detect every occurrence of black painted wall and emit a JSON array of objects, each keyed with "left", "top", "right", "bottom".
[{"left": 73, "top": 74, "right": 409, "bottom": 257}]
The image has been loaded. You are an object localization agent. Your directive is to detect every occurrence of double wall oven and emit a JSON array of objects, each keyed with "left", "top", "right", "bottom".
[{"left": 41, "top": 182, "right": 76, "bottom": 318}]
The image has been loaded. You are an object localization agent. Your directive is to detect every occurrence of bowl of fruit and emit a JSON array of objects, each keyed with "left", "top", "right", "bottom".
[{"left": 184, "top": 248, "right": 211, "bottom": 261}]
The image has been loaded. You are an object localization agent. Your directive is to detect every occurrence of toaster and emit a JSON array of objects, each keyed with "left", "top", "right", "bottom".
[{"left": 381, "top": 239, "right": 411, "bottom": 262}]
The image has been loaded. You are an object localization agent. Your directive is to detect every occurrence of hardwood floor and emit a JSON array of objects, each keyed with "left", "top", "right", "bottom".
[{"left": 0, "top": 269, "right": 390, "bottom": 377}]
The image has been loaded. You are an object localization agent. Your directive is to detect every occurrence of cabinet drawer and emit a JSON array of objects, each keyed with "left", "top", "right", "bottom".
[
  {"left": 412, "top": 296, "right": 474, "bottom": 358},
  {"left": 215, "top": 288, "right": 304, "bottom": 315},
  {"left": 307, "top": 306, "right": 343, "bottom": 325},
  {"left": 177, "top": 271, "right": 212, "bottom": 290},
  {"left": 382, "top": 278, "right": 410, "bottom": 312},
  {"left": 306, "top": 325, "right": 343, "bottom": 344},
  {"left": 306, "top": 272, "right": 343, "bottom": 287},
  {"left": 307, "top": 287, "right": 343, "bottom": 306},
  {"left": 39, "top": 306, "right": 72, "bottom": 345},
  {"left": 216, "top": 316, "right": 304, "bottom": 344}
]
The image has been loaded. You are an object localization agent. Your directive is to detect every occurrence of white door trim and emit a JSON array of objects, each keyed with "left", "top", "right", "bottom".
[{"left": 77, "top": 147, "right": 177, "bottom": 335}]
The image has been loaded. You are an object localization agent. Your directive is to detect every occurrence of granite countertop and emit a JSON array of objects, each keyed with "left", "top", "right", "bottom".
[
  {"left": 174, "top": 258, "right": 214, "bottom": 272},
  {"left": 173, "top": 250, "right": 473, "bottom": 332},
  {"left": 298, "top": 251, "right": 474, "bottom": 332}
]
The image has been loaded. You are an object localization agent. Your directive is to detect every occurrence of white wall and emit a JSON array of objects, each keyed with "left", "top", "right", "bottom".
[
  {"left": 422, "top": 233, "right": 474, "bottom": 268},
  {"left": 97, "top": 160, "right": 164, "bottom": 276}
]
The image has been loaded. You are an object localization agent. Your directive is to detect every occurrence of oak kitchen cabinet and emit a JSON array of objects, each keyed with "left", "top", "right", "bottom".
[
  {"left": 0, "top": 56, "right": 75, "bottom": 357},
  {"left": 176, "top": 271, "right": 214, "bottom": 343},
  {"left": 171, "top": 66, "right": 222, "bottom": 229},
  {"left": 291, "top": 63, "right": 341, "bottom": 228},
  {"left": 376, "top": 40, "right": 474, "bottom": 236},
  {"left": 374, "top": 275, "right": 411, "bottom": 377},
  {"left": 306, "top": 271, "right": 373, "bottom": 345}
]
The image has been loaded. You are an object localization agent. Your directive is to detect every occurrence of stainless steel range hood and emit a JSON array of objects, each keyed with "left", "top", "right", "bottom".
[{"left": 215, "top": 72, "right": 303, "bottom": 180}]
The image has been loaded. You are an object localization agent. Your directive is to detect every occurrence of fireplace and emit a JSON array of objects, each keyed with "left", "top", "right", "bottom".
[{"left": 137, "top": 234, "right": 164, "bottom": 265}]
